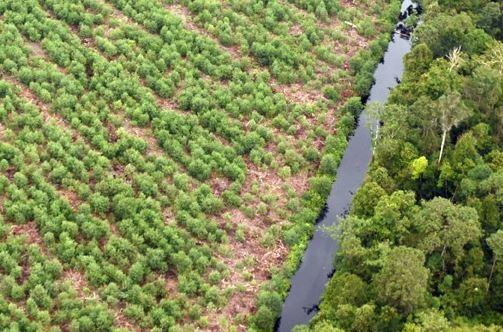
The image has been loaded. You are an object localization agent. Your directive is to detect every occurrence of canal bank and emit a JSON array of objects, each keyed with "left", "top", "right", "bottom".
[{"left": 275, "top": 1, "right": 418, "bottom": 330}]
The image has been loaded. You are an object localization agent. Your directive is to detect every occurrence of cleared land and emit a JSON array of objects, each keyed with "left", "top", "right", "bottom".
[{"left": 0, "top": 0, "right": 396, "bottom": 330}]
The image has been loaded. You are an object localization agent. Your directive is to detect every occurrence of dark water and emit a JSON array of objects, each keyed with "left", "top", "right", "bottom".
[{"left": 276, "top": 2, "right": 415, "bottom": 331}]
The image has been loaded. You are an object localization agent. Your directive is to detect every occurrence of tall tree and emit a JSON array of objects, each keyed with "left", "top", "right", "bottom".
[
  {"left": 366, "top": 102, "right": 385, "bottom": 154},
  {"left": 409, "top": 197, "right": 481, "bottom": 270},
  {"left": 374, "top": 246, "right": 428, "bottom": 315},
  {"left": 437, "top": 91, "right": 470, "bottom": 164},
  {"left": 487, "top": 230, "right": 503, "bottom": 289}
]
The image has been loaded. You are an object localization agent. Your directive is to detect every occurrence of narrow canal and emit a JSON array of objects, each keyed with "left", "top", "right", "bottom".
[{"left": 276, "top": 1, "right": 417, "bottom": 330}]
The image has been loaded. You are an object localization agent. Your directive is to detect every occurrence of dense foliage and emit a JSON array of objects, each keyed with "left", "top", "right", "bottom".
[{"left": 310, "top": 0, "right": 503, "bottom": 331}]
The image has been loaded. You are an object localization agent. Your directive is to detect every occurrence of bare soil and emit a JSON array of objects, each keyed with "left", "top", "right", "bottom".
[
  {"left": 58, "top": 187, "right": 82, "bottom": 210},
  {"left": 206, "top": 156, "right": 311, "bottom": 328},
  {"left": 11, "top": 222, "right": 45, "bottom": 248},
  {"left": 165, "top": 3, "right": 243, "bottom": 59},
  {"left": 63, "top": 269, "right": 140, "bottom": 331},
  {"left": 270, "top": 80, "right": 327, "bottom": 105}
]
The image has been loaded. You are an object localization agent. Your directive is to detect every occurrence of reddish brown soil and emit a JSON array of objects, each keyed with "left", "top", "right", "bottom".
[
  {"left": 121, "top": 117, "right": 165, "bottom": 157},
  {"left": 11, "top": 222, "right": 51, "bottom": 278},
  {"left": 2, "top": 75, "right": 73, "bottom": 135},
  {"left": 6, "top": 208, "right": 137, "bottom": 331},
  {"left": 163, "top": 270, "right": 179, "bottom": 294},
  {"left": 206, "top": 156, "right": 311, "bottom": 328},
  {"left": 209, "top": 177, "right": 231, "bottom": 198},
  {"left": 11, "top": 222, "right": 45, "bottom": 247},
  {"left": 270, "top": 80, "right": 327, "bottom": 105},
  {"left": 165, "top": 3, "right": 243, "bottom": 59},
  {"left": 113, "top": 306, "right": 142, "bottom": 332},
  {"left": 63, "top": 269, "right": 140, "bottom": 330},
  {"left": 58, "top": 187, "right": 82, "bottom": 210},
  {"left": 201, "top": 48, "right": 357, "bottom": 330},
  {"left": 288, "top": 23, "right": 304, "bottom": 36},
  {"left": 26, "top": 41, "right": 45, "bottom": 57},
  {"left": 63, "top": 270, "right": 93, "bottom": 298}
]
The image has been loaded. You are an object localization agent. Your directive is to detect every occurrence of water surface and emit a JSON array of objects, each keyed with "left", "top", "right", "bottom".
[{"left": 276, "top": 2, "right": 415, "bottom": 330}]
